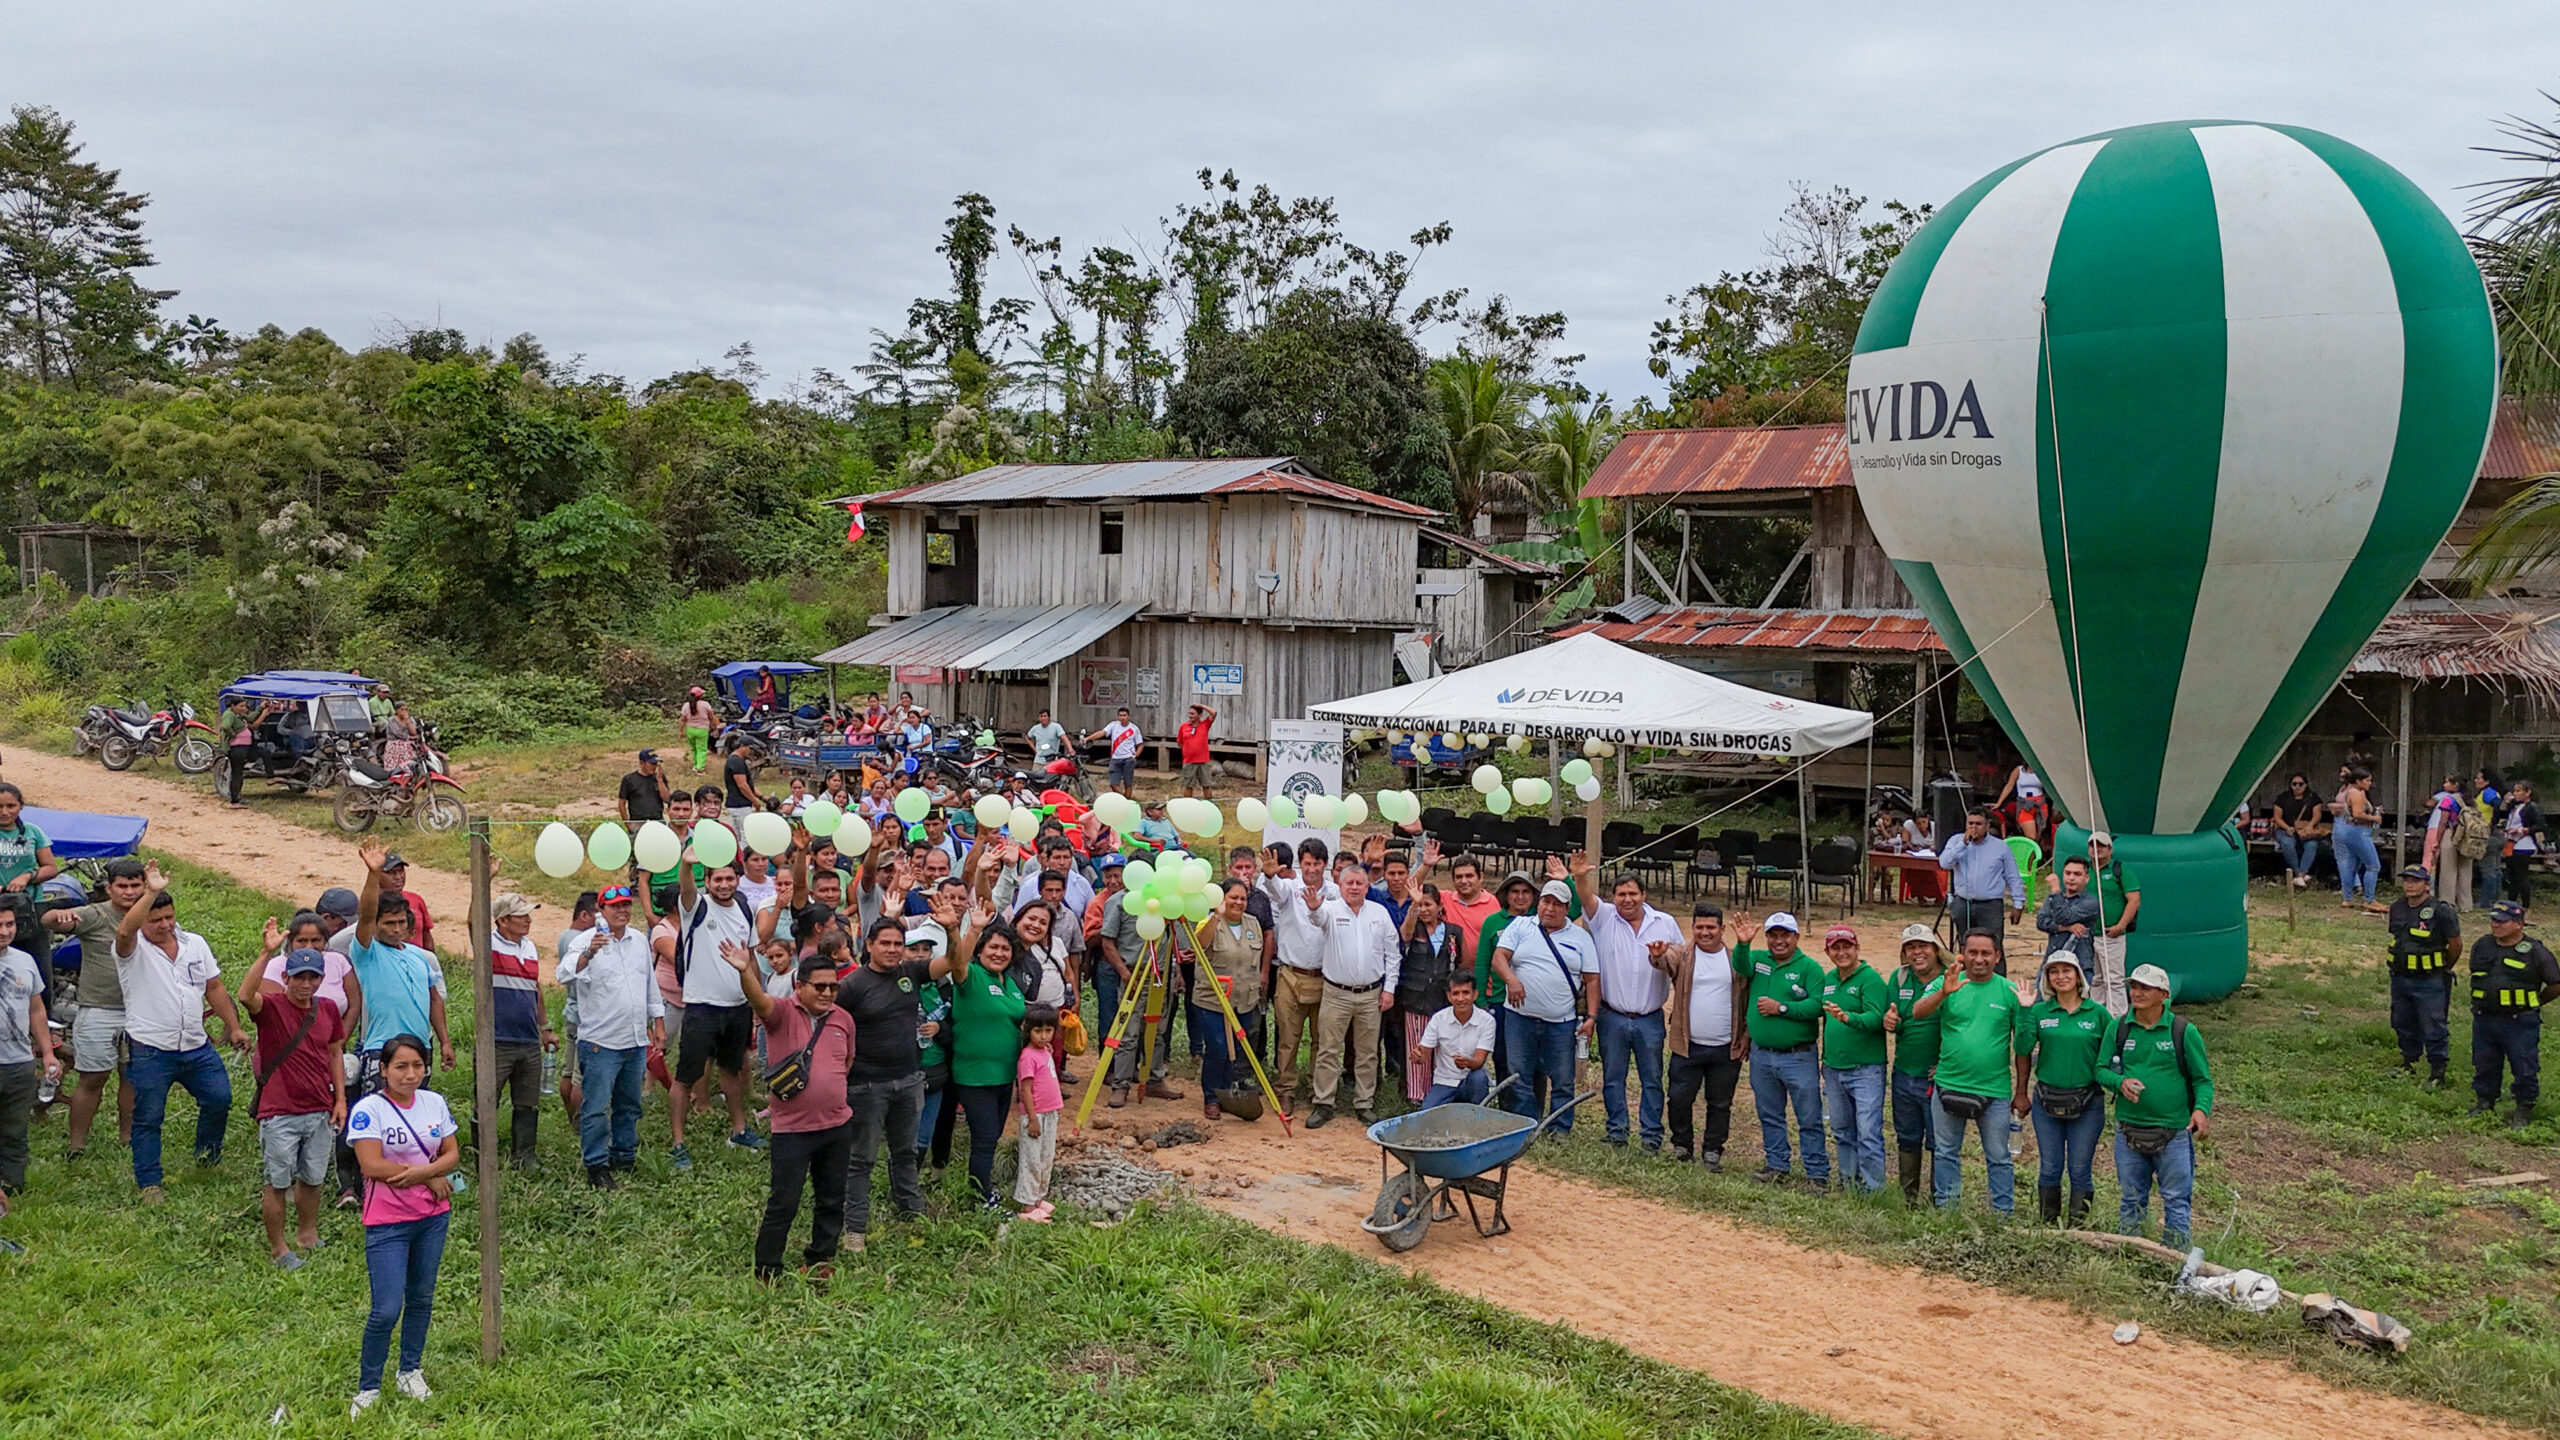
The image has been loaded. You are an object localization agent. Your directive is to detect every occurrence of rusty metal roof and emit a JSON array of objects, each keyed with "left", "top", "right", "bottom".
[
  {"left": 813, "top": 602, "right": 1146, "bottom": 672},
  {"left": 1554, "top": 606, "right": 1949, "bottom": 655},
  {"left": 1579, "top": 425, "right": 1851, "bottom": 500},
  {"left": 1419, "top": 525, "right": 1559, "bottom": 577},
  {"left": 848, "top": 458, "right": 1438, "bottom": 519},
  {"left": 2482, "top": 396, "right": 2560, "bottom": 480}
]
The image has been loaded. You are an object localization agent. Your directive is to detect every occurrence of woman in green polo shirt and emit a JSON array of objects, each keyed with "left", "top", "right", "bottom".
[
  {"left": 945, "top": 906, "right": 1027, "bottom": 1208},
  {"left": 2014, "top": 951, "right": 2111, "bottom": 1227}
]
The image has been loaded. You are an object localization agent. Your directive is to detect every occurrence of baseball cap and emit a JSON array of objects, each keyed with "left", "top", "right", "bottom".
[
  {"left": 1538, "top": 880, "right": 1574, "bottom": 904},
  {"left": 2043, "top": 950, "right": 2085, "bottom": 973},
  {"left": 598, "top": 884, "right": 635, "bottom": 906},
  {"left": 2491, "top": 899, "right": 2527, "bottom": 923},
  {"left": 690, "top": 686, "right": 705, "bottom": 697},
  {"left": 379, "top": 852, "right": 407, "bottom": 870},
  {"left": 1764, "top": 911, "right": 1801, "bottom": 934},
  {"left": 2127, "top": 963, "right": 2173, "bottom": 992},
  {"left": 283, "top": 947, "right": 328, "bottom": 977},
  {"left": 492, "top": 894, "right": 535, "bottom": 920},
  {"left": 2088, "top": 830, "right": 2115, "bottom": 847},
  {"left": 317, "top": 887, "right": 360, "bottom": 920},
  {"left": 1897, "top": 922, "right": 1942, "bottom": 950},
  {"left": 1095, "top": 852, "right": 1127, "bottom": 870},
  {"left": 2399, "top": 864, "right": 2431, "bottom": 882},
  {"left": 638, "top": 749, "right": 659, "bottom": 764},
  {"left": 1823, "top": 924, "right": 1858, "bottom": 945}
]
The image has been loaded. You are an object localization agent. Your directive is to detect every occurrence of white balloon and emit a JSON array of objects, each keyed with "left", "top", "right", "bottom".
[
  {"left": 1505, "top": 734, "right": 1530, "bottom": 753},
  {"left": 1575, "top": 778, "right": 1602, "bottom": 803},
  {"left": 1236, "top": 796, "right": 1269, "bottom": 830},
  {"left": 1510, "top": 777, "right": 1541, "bottom": 807},
  {"left": 1466, "top": 732, "right": 1489, "bottom": 748},
  {"left": 1596, "top": 741, "right": 1618, "bottom": 759},
  {"left": 1341, "top": 793, "right": 1369, "bottom": 826},
  {"left": 533, "top": 822, "right": 585, "bottom": 878},
  {"left": 973, "top": 794, "right": 1012, "bottom": 830},
  {"left": 1006, "top": 807, "right": 1041, "bottom": 843},
  {"left": 836, "top": 815, "right": 873, "bottom": 857},
  {"left": 1471, "top": 764, "right": 1502, "bottom": 795},
  {"left": 1135, "top": 912, "right": 1167, "bottom": 941},
  {"left": 1303, "top": 794, "right": 1342, "bottom": 830},
  {"left": 741, "top": 810, "right": 792, "bottom": 857},
  {"left": 691, "top": 820, "right": 738, "bottom": 869},
  {"left": 1582, "top": 736, "right": 1607, "bottom": 758},
  {"left": 1440, "top": 731, "right": 1462, "bottom": 748},
  {"left": 632, "top": 820, "right": 680, "bottom": 873}
]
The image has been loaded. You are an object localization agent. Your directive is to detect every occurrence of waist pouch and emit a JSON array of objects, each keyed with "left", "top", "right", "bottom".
[
  {"left": 1935, "top": 1090, "right": 1992, "bottom": 1122},
  {"left": 2121, "top": 1123, "right": 2179, "bottom": 1157},
  {"left": 2034, "top": 1081, "right": 2100, "bottom": 1121}
]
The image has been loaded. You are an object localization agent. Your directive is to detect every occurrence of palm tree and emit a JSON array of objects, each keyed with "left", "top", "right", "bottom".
[
  {"left": 1429, "top": 352, "right": 1527, "bottom": 531},
  {"left": 1490, "top": 394, "right": 1619, "bottom": 621},
  {"left": 854, "top": 328, "right": 936, "bottom": 448},
  {"left": 2457, "top": 97, "right": 2560, "bottom": 589}
]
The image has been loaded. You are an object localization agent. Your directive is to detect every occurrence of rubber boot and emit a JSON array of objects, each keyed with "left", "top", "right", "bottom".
[
  {"left": 2426, "top": 1062, "right": 2447, "bottom": 1092},
  {"left": 2515, "top": 1102, "right": 2537, "bottom": 1131},
  {"left": 1897, "top": 1145, "right": 1923, "bottom": 1206},
  {"left": 2067, "top": 1189, "right": 2093, "bottom": 1227},
  {"left": 2037, "top": 1184, "right": 2062, "bottom": 1225}
]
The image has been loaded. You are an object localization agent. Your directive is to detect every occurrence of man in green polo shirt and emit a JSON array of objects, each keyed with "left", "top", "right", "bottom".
[
  {"left": 1741, "top": 912, "right": 1828, "bottom": 1187},
  {"left": 1881, "top": 923, "right": 1945, "bottom": 1205},
  {"left": 2099, "top": 963, "right": 2214, "bottom": 1249},
  {"left": 2084, "top": 831, "right": 2140, "bottom": 1016},
  {"left": 1817, "top": 923, "right": 1889, "bottom": 1194},
  {"left": 1912, "top": 929, "right": 2021, "bottom": 1215}
]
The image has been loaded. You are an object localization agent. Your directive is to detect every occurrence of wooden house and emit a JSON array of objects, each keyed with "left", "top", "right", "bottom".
[
  {"left": 1566, "top": 398, "right": 2560, "bottom": 854},
  {"left": 818, "top": 458, "right": 1433, "bottom": 768}
]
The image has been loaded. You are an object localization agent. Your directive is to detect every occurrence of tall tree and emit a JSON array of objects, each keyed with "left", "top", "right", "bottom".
[
  {"left": 1428, "top": 352, "right": 1526, "bottom": 531},
  {"left": 0, "top": 105, "right": 172, "bottom": 388},
  {"left": 1164, "top": 285, "right": 1437, "bottom": 495}
]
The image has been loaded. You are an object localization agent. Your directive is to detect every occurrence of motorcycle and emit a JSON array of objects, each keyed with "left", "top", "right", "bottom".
[
  {"left": 95, "top": 699, "right": 218, "bottom": 775},
  {"left": 72, "top": 704, "right": 116, "bottom": 758},
  {"left": 213, "top": 731, "right": 354, "bottom": 796},
  {"left": 1042, "top": 747, "right": 1097, "bottom": 803},
  {"left": 332, "top": 742, "right": 465, "bottom": 834}
]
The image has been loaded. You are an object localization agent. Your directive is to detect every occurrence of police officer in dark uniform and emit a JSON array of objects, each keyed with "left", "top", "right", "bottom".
[
  {"left": 2467, "top": 899, "right": 2560, "bottom": 1130},
  {"left": 2384, "top": 864, "right": 2458, "bottom": 1087}
]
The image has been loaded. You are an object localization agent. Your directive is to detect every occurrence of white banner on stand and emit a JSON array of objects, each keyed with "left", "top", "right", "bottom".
[{"left": 1263, "top": 719, "right": 1344, "bottom": 855}]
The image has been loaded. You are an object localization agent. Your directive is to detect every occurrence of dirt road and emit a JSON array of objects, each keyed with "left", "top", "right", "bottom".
[
  {"left": 3, "top": 744, "right": 477, "bottom": 953},
  {"left": 1079, "top": 1092, "right": 2511, "bottom": 1440}
]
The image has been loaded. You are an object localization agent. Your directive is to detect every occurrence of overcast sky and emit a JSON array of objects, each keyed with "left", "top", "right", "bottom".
[{"left": 10, "top": 3, "right": 2557, "bottom": 405}]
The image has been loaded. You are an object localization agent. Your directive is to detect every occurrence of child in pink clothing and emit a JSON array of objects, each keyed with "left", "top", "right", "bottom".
[{"left": 1013, "top": 1005, "right": 1063, "bottom": 1221}]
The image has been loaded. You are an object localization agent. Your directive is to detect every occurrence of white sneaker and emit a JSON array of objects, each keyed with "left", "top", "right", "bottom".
[
  {"left": 349, "top": 1389, "right": 380, "bottom": 1417},
  {"left": 395, "top": 1370, "right": 432, "bottom": 1402}
]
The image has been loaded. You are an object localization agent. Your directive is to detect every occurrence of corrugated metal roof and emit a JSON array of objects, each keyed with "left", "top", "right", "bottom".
[
  {"left": 844, "top": 459, "right": 1439, "bottom": 518},
  {"left": 1555, "top": 606, "right": 1950, "bottom": 656},
  {"left": 814, "top": 602, "right": 1146, "bottom": 672},
  {"left": 1580, "top": 425, "right": 1851, "bottom": 500},
  {"left": 1419, "top": 525, "right": 1559, "bottom": 577},
  {"left": 2482, "top": 395, "right": 2560, "bottom": 480}
]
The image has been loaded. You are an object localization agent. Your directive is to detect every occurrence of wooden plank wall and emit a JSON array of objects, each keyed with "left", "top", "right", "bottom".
[
  {"left": 884, "top": 510, "right": 925, "bottom": 614},
  {"left": 1807, "top": 490, "right": 1913, "bottom": 609},
  {"left": 934, "top": 621, "right": 1389, "bottom": 744}
]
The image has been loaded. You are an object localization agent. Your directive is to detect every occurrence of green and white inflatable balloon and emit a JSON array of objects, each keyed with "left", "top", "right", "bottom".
[{"left": 1849, "top": 120, "right": 2498, "bottom": 999}]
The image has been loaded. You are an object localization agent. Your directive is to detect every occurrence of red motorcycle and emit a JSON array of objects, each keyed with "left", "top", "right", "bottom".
[
  {"left": 332, "top": 735, "right": 465, "bottom": 833},
  {"left": 96, "top": 698, "right": 218, "bottom": 775}
]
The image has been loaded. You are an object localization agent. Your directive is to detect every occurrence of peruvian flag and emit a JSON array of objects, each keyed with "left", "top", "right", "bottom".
[{"left": 843, "top": 500, "right": 867, "bottom": 543}]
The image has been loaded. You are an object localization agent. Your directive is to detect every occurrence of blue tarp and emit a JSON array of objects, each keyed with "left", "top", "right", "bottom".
[
  {"left": 25, "top": 806, "right": 146, "bottom": 859},
  {"left": 263, "top": 669, "right": 377, "bottom": 687},
  {"left": 220, "top": 673, "right": 369, "bottom": 701},
  {"left": 710, "top": 660, "right": 820, "bottom": 709}
]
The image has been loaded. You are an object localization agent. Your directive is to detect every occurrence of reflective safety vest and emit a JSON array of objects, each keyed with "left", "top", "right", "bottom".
[
  {"left": 2389, "top": 900, "right": 2456, "bottom": 974},
  {"left": 2471, "top": 942, "right": 2550, "bottom": 1015}
]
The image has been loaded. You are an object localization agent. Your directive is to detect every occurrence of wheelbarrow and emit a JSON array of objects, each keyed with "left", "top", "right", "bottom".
[{"left": 1358, "top": 1078, "right": 1595, "bottom": 1253}]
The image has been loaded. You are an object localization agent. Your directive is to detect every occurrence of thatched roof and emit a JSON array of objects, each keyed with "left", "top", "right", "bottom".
[{"left": 2349, "top": 606, "right": 2560, "bottom": 707}]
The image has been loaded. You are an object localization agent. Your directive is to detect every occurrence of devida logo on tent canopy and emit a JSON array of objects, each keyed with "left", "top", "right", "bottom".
[{"left": 1495, "top": 687, "right": 1624, "bottom": 708}]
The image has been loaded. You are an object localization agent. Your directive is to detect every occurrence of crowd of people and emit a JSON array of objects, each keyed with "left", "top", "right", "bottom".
[{"left": 3, "top": 725, "right": 2557, "bottom": 1419}]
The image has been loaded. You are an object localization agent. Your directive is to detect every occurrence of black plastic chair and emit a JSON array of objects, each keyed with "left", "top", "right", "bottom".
[
  {"left": 1625, "top": 821, "right": 1682, "bottom": 893},
  {"left": 1686, "top": 839, "right": 1726, "bottom": 897},
  {"left": 1804, "top": 839, "right": 1862, "bottom": 916},
  {"left": 1748, "top": 835, "right": 1804, "bottom": 907},
  {"left": 1716, "top": 829, "right": 1760, "bottom": 899}
]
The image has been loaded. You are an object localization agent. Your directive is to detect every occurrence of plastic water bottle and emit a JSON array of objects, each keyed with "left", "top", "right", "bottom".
[{"left": 541, "top": 1048, "right": 558, "bottom": 1093}]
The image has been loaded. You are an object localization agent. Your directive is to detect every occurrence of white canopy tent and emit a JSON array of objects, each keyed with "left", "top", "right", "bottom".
[{"left": 1311, "top": 633, "right": 1877, "bottom": 899}]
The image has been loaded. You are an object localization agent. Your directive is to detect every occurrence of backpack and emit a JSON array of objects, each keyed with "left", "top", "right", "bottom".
[
  {"left": 2456, "top": 799, "right": 2492, "bottom": 860},
  {"left": 2111, "top": 1012, "right": 2199, "bottom": 1098},
  {"left": 673, "top": 896, "right": 747, "bottom": 984}
]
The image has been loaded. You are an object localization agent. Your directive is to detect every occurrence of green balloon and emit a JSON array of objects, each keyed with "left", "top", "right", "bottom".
[
  {"left": 894, "top": 788, "right": 931, "bottom": 824},
  {"left": 586, "top": 822, "right": 631, "bottom": 872},
  {"left": 1182, "top": 891, "right": 1213, "bottom": 922}
]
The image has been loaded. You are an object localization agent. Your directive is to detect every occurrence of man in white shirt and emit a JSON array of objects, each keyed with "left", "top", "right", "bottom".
[
  {"left": 1085, "top": 707, "right": 1143, "bottom": 794},
  {"left": 555, "top": 884, "right": 665, "bottom": 1189},
  {"left": 1304, "top": 860, "right": 1401, "bottom": 1127},
  {"left": 1261, "top": 839, "right": 1340, "bottom": 1104},
  {"left": 1664, "top": 901, "right": 1747, "bottom": 1168},
  {"left": 1492, "top": 869, "right": 1600, "bottom": 1136},
  {"left": 1414, "top": 974, "right": 1497, "bottom": 1109},
  {"left": 669, "top": 858, "right": 761, "bottom": 1171},
  {"left": 1577, "top": 866, "right": 1684, "bottom": 1152},
  {"left": 113, "top": 863, "right": 247, "bottom": 1202}
]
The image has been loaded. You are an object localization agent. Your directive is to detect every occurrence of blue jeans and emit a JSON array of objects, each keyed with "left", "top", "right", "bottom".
[
  {"left": 576, "top": 1043, "right": 647, "bottom": 1168},
  {"left": 2114, "top": 1128, "right": 2195, "bottom": 1241},
  {"left": 1748, "top": 1045, "right": 1828, "bottom": 1179},
  {"left": 1502, "top": 1009, "right": 1580, "bottom": 1134},
  {"left": 1420, "top": 1069, "right": 1491, "bottom": 1109},
  {"left": 127, "top": 1041, "right": 232, "bottom": 1189},
  {"left": 2031, "top": 1093, "right": 2105, "bottom": 1193},
  {"left": 917, "top": 1082, "right": 944, "bottom": 1151},
  {"left": 1193, "top": 1002, "right": 1263, "bottom": 1102},
  {"left": 2333, "top": 821, "right": 2380, "bottom": 901},
  {"left": 1823, "top": 1063, "right": 1887, "bottom": 1192},
  {"left": 1596, "top": 1007, "right": 1666, "bottom": 1146},
  {"left": 360, "top": 1210, "right": 449, "bottom": 1389},
  {"left": 2275, "top": 832, "right": 2320, "bottom": 877},
  {"left": 2478, "top": 857, "right": 2504, "bottom": 908},
  {"left": 1889, "top": 1069, "right": 1934, "bottom": 1152},
  {"left": 1930, "top": 1092, "right": 2014, "bottom": 1213}
]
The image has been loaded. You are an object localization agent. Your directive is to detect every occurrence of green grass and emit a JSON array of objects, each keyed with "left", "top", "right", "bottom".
[
  {"left": 1503, "top": 881, "right": 2560, "bottom": 1434},
  {"left": 0, "top": 856, "right": 1870, "bottom": 1440}
]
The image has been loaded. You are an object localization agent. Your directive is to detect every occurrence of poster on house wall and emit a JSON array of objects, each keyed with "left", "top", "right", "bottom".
[
  {"left": 1079, "top": 658, "right": 1129, "bottom": 707},
  {"left": 1135, "top": 667, "right": 1162, "bottom": 707},
  {"left": 1190, "top": 662, "right": 1244, "bottom": 696},
  {"left": 1264, "top": 719, "right": 1344, "bottom": 854}
]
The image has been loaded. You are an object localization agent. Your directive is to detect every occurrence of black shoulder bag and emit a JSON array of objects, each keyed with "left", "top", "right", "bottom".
[
  {"left": 763, "top": 1009, "right": 839, "bottom": 1102},
  {"left": 253, "top": 993, "right": 325, "bottom": 1107}
]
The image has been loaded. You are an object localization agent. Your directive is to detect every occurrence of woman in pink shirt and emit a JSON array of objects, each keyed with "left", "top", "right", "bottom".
[{"left": 344, "top": 1034, "right": 458, "bottom": 1417}]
